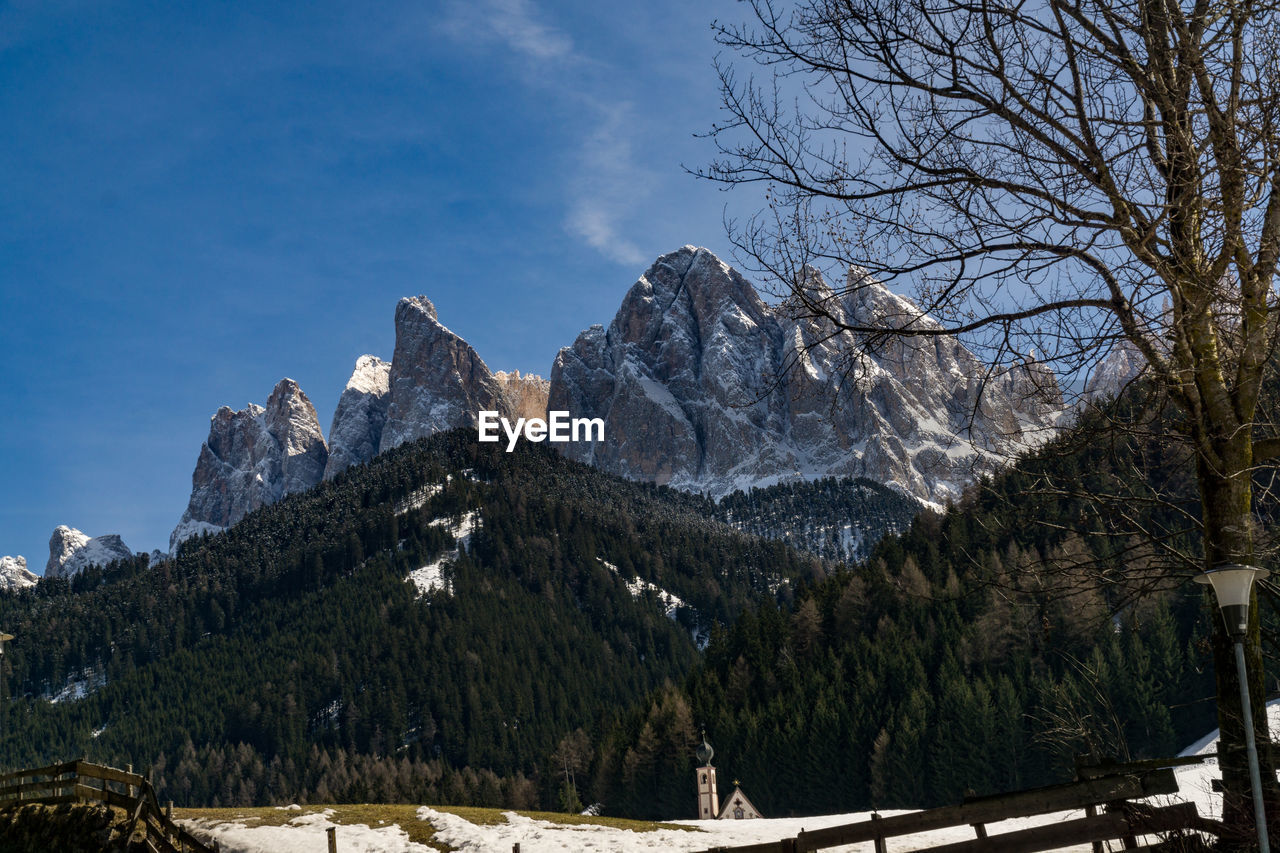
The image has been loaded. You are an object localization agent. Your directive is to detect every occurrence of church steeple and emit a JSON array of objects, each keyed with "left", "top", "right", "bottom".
[{"left": 695, "top": 728, "right": 719, "bottom": 819}]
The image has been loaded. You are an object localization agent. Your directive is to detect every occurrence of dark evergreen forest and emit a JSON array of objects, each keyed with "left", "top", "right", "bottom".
[
  {"left": 595, "top": 397, "right": 1280, "bottom": 819},
  {"left": 0, "top": 431, "right": 818, "bottom": 809},
  {"left": 0, "top": 398, "right": 1267, "bottom": 820}
]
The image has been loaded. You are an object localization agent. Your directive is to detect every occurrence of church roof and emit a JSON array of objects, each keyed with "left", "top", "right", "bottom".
[{"left": 718, "top": 786, "right": 763, "bottom": 820}]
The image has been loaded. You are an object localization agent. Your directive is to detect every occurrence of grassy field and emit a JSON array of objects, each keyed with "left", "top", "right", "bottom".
[{"left": 173, "top": 803, "right": 697, "bottom": 851}]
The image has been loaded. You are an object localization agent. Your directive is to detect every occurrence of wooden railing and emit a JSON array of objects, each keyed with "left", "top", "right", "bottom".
[
  {"left": 0, "top": 760, "right": 216, "bottom": 853},
  {"left": 701, "top": 761, "right": 1222, "bottom": 853}
]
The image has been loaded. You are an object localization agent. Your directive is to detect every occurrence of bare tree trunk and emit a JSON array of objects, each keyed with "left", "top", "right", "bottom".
[{"left": 1199, "top": 448, "right": 1278, "bottom": 843}]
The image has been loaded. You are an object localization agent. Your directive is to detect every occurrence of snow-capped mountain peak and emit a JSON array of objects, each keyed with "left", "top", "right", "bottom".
[
  {"left": 0, "top": 555, "right": 38, "bottom": 591},
  {"left": 45, "top": 526, "right": 133, "bottom": 580}
]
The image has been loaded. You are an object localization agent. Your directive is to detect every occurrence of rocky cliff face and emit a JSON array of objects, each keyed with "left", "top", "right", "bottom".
[
  {"left": 324, "top": 355, "right": 391, "bottom": 480},
  {"left": 44, "top": 526, "right": 134, "bottom": 579},
  {"left": 0, "top": 556, "right": 38, "bottom": 590},
  {"left": 548, "top": 246, "right": 1063, "bottom": 507},
  {"left": 495, "top": 370, "right": 549, "bottom": 421},
  {"left": 1083, "top": 339, "right": 1146, "bottom": 401},
  {"left": 170, "top": 378, "right": 328, "bottom": 553},
  {"left": 378, "top": 296, "right": 511, "bottom": 452}
]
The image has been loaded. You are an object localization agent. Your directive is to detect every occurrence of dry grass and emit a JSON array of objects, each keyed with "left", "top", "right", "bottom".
[
  {"left": 433, "top": 805, "right": 698, "bottom": 833},
  {"left": 175, "top": 803, "right": 701, "bottom": 850},
  {"left": 174, "top": 804, "right": 448, "bottom": 850}
]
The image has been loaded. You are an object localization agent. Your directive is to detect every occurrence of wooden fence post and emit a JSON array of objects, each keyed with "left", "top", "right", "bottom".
[
  {"left": 871, "top": 812, "right": 888, "bottom": 853},
  {"left": 513, "top": 844, "right": 521, "bottom": 853},
  {"left": 327, "top": 825, "right": 337, "bottom": 853}
]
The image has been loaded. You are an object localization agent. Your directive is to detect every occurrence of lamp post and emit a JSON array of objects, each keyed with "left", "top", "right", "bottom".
[
  {"left": 1195, "top": 564, "right": 1270, "bottom": 852},
  {"left": 0, "top": 633, "right": 11, "bottom": 753}
]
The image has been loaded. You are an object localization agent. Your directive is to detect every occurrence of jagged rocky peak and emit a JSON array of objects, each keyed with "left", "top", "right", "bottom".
[
  {"left": 324, "top": 355, "right": 392, "bottom": 480},
  {"left": 0, "top": 556, "right": 38, "bottom": 591},
  {"left": 170, "top": 377, "right": 329, "bottom": 553},
  {"left": 549, "top": 246, "right": 1063, "bottom": 507},
  {"left": 494, "top": 370, "right": 549, "bottom": 421},
  {"left": 379, "top": 295, "right": 511, "bottom": 452},
  {"left": 266, "top": 378, "right": 329, "bottom": 493},
  {"left": 45, "top": 526, "right": 133, "bottom": 580},
  {"left": 1084, "top": 338, "right": 1146, "bottom": 401}
]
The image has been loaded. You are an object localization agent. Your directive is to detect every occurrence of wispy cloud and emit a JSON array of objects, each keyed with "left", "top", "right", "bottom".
[
  {"left": 439, "top": 0, "right": 573, "bottom": 61},
  {"left": 565, "top": 103, "right": 651, "bottom": 267}
]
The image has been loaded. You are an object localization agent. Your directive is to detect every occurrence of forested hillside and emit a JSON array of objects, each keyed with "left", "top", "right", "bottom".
[
  {"left": 595, "top": 402, "right": 1255, "bottom": 819},
  {"left": 712, "top": 477, "right": 922, "bottom": 563},
  {"left": 0, "top": 431, "right": 820, "bottom": 808}
]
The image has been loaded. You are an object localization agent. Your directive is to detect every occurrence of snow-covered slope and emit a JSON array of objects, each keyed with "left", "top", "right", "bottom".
[
  {"left": 549, "top": 246, "right": 1063, "bottom": 506},
  {"left": 0, "top": 555, "right": 38, "bottom": 590},
  {"left": 44, "top": 526, "right": 133, "bottom": 579}
]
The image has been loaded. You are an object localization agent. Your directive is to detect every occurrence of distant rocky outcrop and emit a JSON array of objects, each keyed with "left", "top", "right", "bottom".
[
  {"left": 548, "top": 246, "right": 1063, "bottom": 507},
  {"left": 324, "top": 355, "right": 391, "bottom": 480},
  {"left": 170, "top": 378, "right": 328, "bottom": 553},
  {"left": 1084, "top": 339, "right": 1147, "bottom": 402},
  {"left": 0, "top": 555, "right": 38, "bottom": 590},
  {"left": 495, "top": 370, "right": 550, "bottom": 421},
  {"left": 378, "top": 296, "right": 511, "bottom": 452},
  {"left": 44, "top": 527, "right": 133, "bottom": 580}
]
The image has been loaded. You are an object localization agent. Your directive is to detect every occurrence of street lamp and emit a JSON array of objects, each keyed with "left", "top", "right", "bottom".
[
  {"left": 1196, "top": 564, "right": 1270, "bottom": 852},
  {"left": 0, "top": 633, "right": 11, "bottom": 753}
]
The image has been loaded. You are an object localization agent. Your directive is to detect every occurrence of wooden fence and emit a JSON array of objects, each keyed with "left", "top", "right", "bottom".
[
  {"left": 0, "top": 760, "right": 216, "bottom": 853},
  {"left": 701, "top": 759, "right": 1222, "bottom": 853}
]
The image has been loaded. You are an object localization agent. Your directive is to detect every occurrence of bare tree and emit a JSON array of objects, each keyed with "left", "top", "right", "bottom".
[{"left": 703, "top": 0, "right": 1280, "bottom": 836}]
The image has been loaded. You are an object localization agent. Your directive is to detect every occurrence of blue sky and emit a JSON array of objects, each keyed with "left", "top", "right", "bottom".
[{"left": 0, "top": 0, "right": 752, "bottom": 570}]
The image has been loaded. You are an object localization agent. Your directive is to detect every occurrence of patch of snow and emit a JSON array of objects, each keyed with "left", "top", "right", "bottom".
[
  {"left": 183, "top": 809, "right": 435, "bottom": 853},
  {"left": 407, "top": 558, "right": 451, "bottom": 598},
  {"left": 395, "top": 484, "right": 443, "bottom": 516},
  {"left": 407, "top": 512, "right": 479, "bottom": 599},
  {"left": 46, "top": 668, "right": 107, "bottom": 704},
  {"left": 598, "top": 558, "right": 685, "bottom": 619}
]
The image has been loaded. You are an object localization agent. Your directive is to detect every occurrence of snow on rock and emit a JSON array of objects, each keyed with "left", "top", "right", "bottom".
[
  {"left": 549, "top": 246, "right": 1064, "bottom": 507},
  {"left": 0, "top": 556, "right": 38, "bottom": 590},
  {"left": 170, "top": 378, "right": 328, "bottom": 554},
  {"left": 324, "top": 355, "right": 391, "bottom": 480},
  {"left": 406, "top": 512, "right": 479, "bottom": 598},
  {"left": 44, "top": 526, "right": 133, "bottom": 580},
  {"left": 379, "top": 296, "right": 512, "bottom": 453}
]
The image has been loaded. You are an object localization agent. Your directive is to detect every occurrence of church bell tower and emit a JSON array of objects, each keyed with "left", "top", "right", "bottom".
[{"left": 695, "top": 730, "right": 719, "bottom": 819}]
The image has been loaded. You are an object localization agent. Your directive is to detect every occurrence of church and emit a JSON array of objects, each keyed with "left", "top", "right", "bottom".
[{"left": 695, "top": 732, "right": 764, "bottom": 820}]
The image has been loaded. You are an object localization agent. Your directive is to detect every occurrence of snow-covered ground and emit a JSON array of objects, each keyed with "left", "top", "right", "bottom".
[{"left": 182, "top": 703, "right": 1280, "bottom": 852}]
